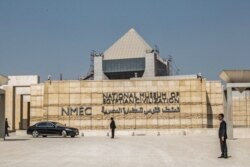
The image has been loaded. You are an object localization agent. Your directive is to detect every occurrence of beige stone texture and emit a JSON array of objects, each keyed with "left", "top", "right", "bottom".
[{"left": 27, "top": 79, "right": 228, "bottom": 129}]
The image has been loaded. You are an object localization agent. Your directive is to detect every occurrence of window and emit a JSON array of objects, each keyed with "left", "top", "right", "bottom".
[
  {"left": 47, "top": 122, "right": 55, "bottom": 127},
  {"left": 36, "top": 122, "right": 47, "bottom": 127}
]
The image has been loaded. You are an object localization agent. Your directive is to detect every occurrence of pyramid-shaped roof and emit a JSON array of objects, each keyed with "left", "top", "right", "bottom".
[{"left": 103, "top": 28, "right": 153, "bottom": 60}]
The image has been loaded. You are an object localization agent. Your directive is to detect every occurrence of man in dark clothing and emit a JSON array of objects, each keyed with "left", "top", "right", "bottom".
[
  {"left": 218, "top": 113, "right": 228, "bottom": 158},
  {"left": 5, "top": 118, "right": 9, "bottom": 137},
  {"left": 110, "top": 117, "right": 116, "bottom": 139}
]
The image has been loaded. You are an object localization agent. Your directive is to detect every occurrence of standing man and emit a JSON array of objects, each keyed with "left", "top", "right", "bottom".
[
  {"left": 5, "top": 118, "right": 9, "bottom": 137},
  {"left": 110, "top": 117, "right": 116, "bottom": 139},
  {"left": 218, "top": 113, "right": 228, "bottom": 158}
]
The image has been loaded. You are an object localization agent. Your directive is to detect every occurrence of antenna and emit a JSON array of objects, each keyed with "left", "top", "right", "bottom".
[
  {"left": 80, "top": 50, "right": 95, "bottom": 80},
  {"left": 168, "top": 55, "right": 173, "bottom": 75},
  {"left": 167, "top": 55, "right": 180, "bottom": 76},
  {"left": 154, "top": 45, "right": 159, "bottom": 54}
]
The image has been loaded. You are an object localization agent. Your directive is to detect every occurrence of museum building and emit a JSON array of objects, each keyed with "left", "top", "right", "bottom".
[{"left": 1, "top": 29, "right": 249, "bottom": 136}]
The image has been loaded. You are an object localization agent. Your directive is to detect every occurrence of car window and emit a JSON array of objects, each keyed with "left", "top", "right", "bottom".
[
  {"left": 55, "top": 123, "right": 65, "bottom": 127},
  {"left": 36, "top": 122, "right": 47, "bottom": 127},
  {"left": 47, "top": 122, "right": 55, "bottom": 127}
]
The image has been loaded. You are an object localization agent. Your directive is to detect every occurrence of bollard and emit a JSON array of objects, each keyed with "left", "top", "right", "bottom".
[
  {"left": 183, "top": 131, "right": 186, "bottom": 136},
  {"left": 157, "top": 132, "right": 160, "bottom": 136},
  {"left": 81, "top": 132, "right": 84, "bottom": 137},
  {"left": 132, "top": 132, "right": 135, "bottom": 136},
  {"left": 107, "top": 132, "right": 109, "bottom": 137}
]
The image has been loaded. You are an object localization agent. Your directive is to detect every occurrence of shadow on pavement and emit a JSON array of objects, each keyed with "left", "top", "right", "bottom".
[{"left": 4, "top": 138, "right": 30, "bottom": 141}]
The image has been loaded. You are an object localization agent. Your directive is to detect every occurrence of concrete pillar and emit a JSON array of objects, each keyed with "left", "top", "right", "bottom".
[
  {"left": 15, "top": 94, "right": 22, "bottom": 130},
  {"left": 143, "top": 53, "right": 155, "bottom": 78},
  {"left": 225, "top": 87, "right": 233, "bottom": 139},
  {"left": 94, "top": 56, "right": 108, "bottom": 80},
  {"left": 0, "top": 92, "right": 5, "bottom": 141},
  {"left": 4, "top": 86, "right": 14, "bottom": 131}
]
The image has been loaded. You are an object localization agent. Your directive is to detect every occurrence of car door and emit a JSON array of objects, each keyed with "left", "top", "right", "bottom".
[
  {"left": 36, "top": 122, "right": 47, "bottom": 134},
  {"left": 46, "top": 122, "right": 58, "bottom": 135}
]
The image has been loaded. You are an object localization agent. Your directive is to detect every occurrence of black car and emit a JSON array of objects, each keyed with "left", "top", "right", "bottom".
[{"left": 27, "top": 121, "right": 79, "bottom": 138}]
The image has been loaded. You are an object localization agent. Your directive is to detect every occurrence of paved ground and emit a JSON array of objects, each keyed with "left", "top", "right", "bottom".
[{"left": 0, "top": 133, "right": 250, "bottom": 167}]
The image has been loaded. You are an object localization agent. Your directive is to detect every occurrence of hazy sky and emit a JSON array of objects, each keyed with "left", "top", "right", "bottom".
[{"left": 1, "top": 0, "right": 250, "bottom": 81}]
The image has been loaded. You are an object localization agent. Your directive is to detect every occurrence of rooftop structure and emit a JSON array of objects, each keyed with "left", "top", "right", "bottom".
[{"left": 93, "top": 28, "right": 171, "bottom": 80}]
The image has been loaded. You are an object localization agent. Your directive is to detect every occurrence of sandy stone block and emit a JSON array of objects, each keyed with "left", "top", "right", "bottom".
[
  {"left": 30, "top": 108, "right": 43, "bottom": 117},
  {"left": 80, "top": 87, "right": 92, "bottom": 93},
  {"left": 191, "top": 105, "right": 202, "bottom": 113},
  {"left": 134, "top": 81, "right": 146, "bottom": 87},
  {"left": 101, "top": 81, "right": 112, "bottom": 87},
  {"left": 92, "top": 86, "right": 103, "bottom": 93},
  {"left": 180, "top": 85, "right": 190, "bottom": 92},
  {"left": 247, "top": 116, "right": 250, "bottom": 126},
  {"left": 102, "top": 87, "right": 111, "bottom": 93},
  {"left": 31, "top": 85, "right": 44, "bottom": 95},
  {"left": 113, "top": 81, "right": 124, "bottom": 87},
  {"left": 184, "top": 80, "right": 191, "bottom": 86},
  {"left": 169, "top": 119, "right": 180, "bottom": 126},
  {"left": 146, "top": 81, "right": 153, "bottom": 87},
  {"left": 157, "top": 85, "right": 168, "bottom": 91},
  {"left": 169, "top": 80, "right": 179, "bottom": 86},
  {"left": 179, "top": 80, "right": 185, "bottom": 86},
  {"left": 179, "top": 96, "right": 186, "bottom": 103},
  {"left": 59, "top": 82, "right": 70, "bottom": 93},
  {"left": 191, "top": 83, "right": 201, "bottom": 91},
  {"left": 181, "top": 119, "right": 192, "bottom": 125},
  {"left": 80, "top": 81, "right": 92, "bottom": 88},
  {"left": 169, "top": 86, "right": 179, "bottom": 92},
  {"left": 151, "top": 81, "right": 158, "bottom": 86},
  {"left": 47, "top": 83, "right": 59, "bottom": 94},
  {"left": 147, "top": 86, "right": 158, "bottom": 92},
  {"left": 70, "top": 94, "right": 81, "bottom": 105},
  {"left": 48, "top": 94, "right": 59, "bottom": 105},
  {"left": 202, "top": 104, "right": 207, "bottom": 113},
  {"left": 91, "top": 81, "right": 102, "bottom": 87},
  {"left": 32, "top": 96, "right": 43, "bottom": 107},
  {"left": 92, "top": 93, "right": 103, "bottom": 104},
  {"left": 201, "top": 94, "right": 206, "bottom": 103},
  {"left": 91, "top": 106, "right": 102, "bottom": 115},
  {"left": 191, "top": 118, "right": 202, "bottom": 125},
  {"left": 123, "top": 81, "right": 135, "bottom": 87},
  {"left": 191, "top": 92, "right": 201, "bottom": 101},
  {"left": 92, "top": 119, "right": 104, "bottom": 126},
  {"left": 159, "top": 81, "right": 169, "bottom": 86},
  {"left": 58, "top": 94, "right": 70, "bottom": 106},
  {"left": 157, "top": 81, "right": 166, "bottom": 86},
  {"left": 158, "top": 118, "right": 169, "bottom": 127},
  {"left": 180, "top": 105, "right": 191, "bottom": 113},
  {"left": 112, "top": 87, "right": 125, "bottom": 92},
  {"left": 48, "top": 106, "right": 59, "bottom": 115},
  {"left": 79, "top": 120, "right": 91, "bottom": 129},
  {"left": 211, "top": 105, "right": 223, "bottom": 114},
  {"left": 80, "top": 93, "right": 91, "bottom": 104},
  {"left": 69, "top": 81, "right": 80, "bottom": 93},
  {"left": 146, "top": 118, "right": 158, "bottom": 127}
]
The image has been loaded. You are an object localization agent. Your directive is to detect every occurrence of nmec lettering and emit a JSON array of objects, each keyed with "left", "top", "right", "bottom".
[{"left": 61, "top": 106, "right": 92, "bottom": 116}]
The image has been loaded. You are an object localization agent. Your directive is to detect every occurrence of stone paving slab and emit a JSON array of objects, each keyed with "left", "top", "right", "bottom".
[{"left": 0, "top": 134, "right": 250, "bottom": 167}]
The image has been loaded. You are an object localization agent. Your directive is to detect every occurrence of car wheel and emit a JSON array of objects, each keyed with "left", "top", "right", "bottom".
[
  {"left": 42, "top": 135, "right": 47, "bottom": 137},
  {"left": 62, "top": 130, "right": 67, "bottom": 137},
  {"left": 32, "top": 130, "right": 39, "bottom": 138}
]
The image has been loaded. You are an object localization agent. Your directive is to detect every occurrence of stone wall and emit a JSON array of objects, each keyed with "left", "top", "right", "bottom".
[
  {"left": 2, "top": 75, "right": 39, "bottom": 130},
  {"left": 206, "top": 81, "right": 224, "bottom": 128},
  {"left": 30, "top": 79, "right": 223, "bottom": 130},
  {"left": 232, "top": 91, "right": 250, "bottom": 127}
]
